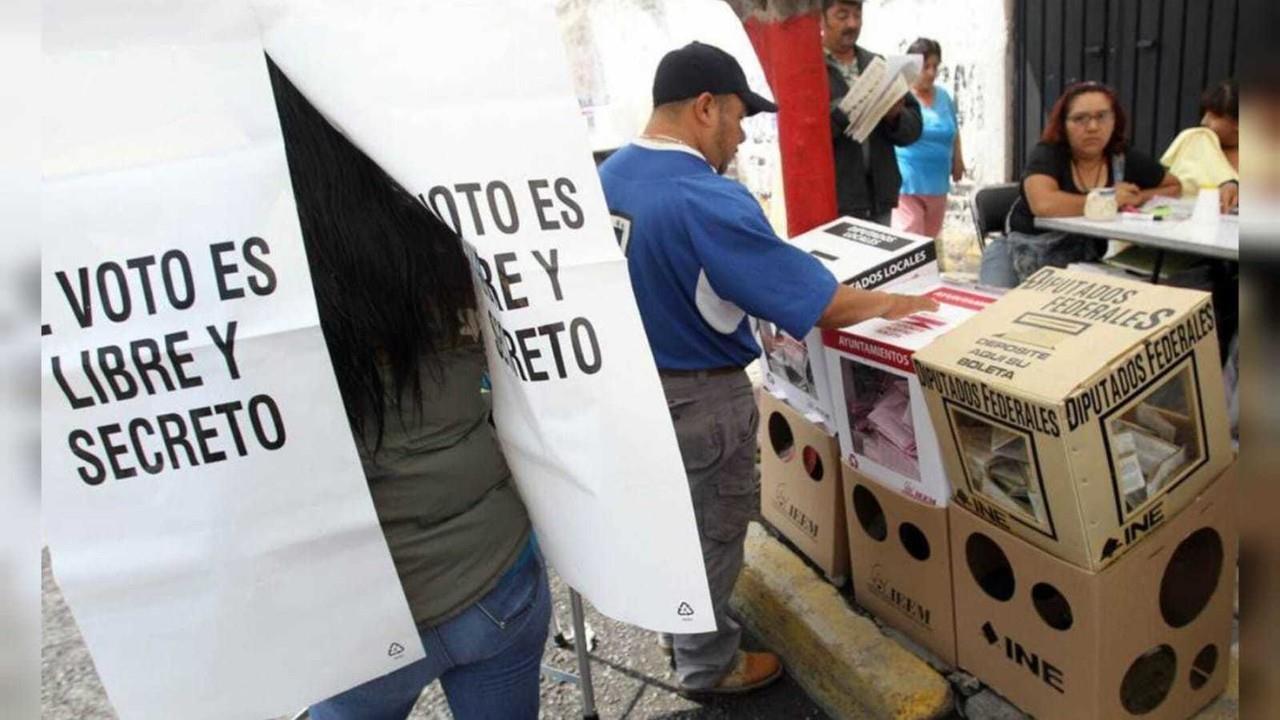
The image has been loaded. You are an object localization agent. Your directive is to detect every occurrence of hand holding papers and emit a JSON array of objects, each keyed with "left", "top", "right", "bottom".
[{"left": 837, "top": 54, "right": 923, "bottom": 144}]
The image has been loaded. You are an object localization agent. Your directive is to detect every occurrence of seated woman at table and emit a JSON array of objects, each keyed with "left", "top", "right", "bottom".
[
  {"left": 1162, "top": 78, "right": 1239, "bottom": 212},
  {"left": 979, "top": 81, "right": 1180, "bottom": 287}
]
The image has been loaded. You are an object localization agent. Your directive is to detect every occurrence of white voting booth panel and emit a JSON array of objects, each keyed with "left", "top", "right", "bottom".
[
  {"left": 43, "top": 1, "right": 716, "bottom": 718},
  {"left": 41, "top": 2, "right": 422, "bottom": 718},
  {"left": 258, "top": 0, "right": 713, "bottom": 637}
]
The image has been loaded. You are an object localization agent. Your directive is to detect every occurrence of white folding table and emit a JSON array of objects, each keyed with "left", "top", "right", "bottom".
[{"left": 1036, "top": 209, "right": 1238, "bottom": 282}]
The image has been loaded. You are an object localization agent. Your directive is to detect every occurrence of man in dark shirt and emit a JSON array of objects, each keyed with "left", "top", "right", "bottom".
[{"left": 823, "top": 0, "right": 923, "bottom": 224}]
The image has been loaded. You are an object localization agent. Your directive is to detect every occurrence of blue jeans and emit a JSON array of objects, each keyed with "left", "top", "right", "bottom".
[
  {"left": 309, "top": 543, "right": 550, "bottom": 720},
  {"left": 980, "top": 232, "right": 1107, "bottom": 288}
]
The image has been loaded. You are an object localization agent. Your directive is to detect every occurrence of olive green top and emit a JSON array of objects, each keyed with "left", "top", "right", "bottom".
[{"left": 357, "top": 342, "right": 530, "bottom": 627}]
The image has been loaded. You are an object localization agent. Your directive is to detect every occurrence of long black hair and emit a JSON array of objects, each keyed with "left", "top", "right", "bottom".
[{"left": 266, "top": 56, "right": 476, "bottom": 448}]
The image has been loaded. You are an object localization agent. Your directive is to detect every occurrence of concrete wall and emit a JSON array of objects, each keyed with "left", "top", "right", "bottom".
[
  {"left": 855, "top": 0, "right": 1015, "bottom": 187},
  {"left": 853, "top": 0, "right": 1015, "bottom": 271}
]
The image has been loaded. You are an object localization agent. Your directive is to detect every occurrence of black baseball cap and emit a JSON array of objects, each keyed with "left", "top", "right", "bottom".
[{"left": 652, "top": 42, "right": 778, "bottom": 116}]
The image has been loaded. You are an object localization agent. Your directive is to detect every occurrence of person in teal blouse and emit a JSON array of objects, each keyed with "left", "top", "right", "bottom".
[{"left": 892, "top": 38, "right": 966, "bottom": 238}]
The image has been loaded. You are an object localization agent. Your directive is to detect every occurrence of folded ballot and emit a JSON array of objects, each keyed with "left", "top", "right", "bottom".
[{"left": 837, "top": 54, "right": 923, "bottom": 144}]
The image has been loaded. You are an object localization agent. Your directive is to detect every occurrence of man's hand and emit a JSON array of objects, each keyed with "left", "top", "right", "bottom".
[
  {"left": 951, "top": 162, "right": 965, "bottom": 183},
  {"left": 884, "top": 96, "right": 906, "bottom": 121},
  {"left": 1220, "top": 181, "right": 1239, "bottom": 213},
  {"left": 1115, "top": 181, "right": 1143, "bottom": 208},
  {"left": 884, "top": 293, "right": 940, "bottom": 319},
  {"left": 816, "top": 286, "right": 941, "bottom": 329}
]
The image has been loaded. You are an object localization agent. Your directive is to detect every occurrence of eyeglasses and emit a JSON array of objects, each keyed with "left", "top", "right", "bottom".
[{"left": 1067, "top": 110, "right": 1115, "bottom": 127}]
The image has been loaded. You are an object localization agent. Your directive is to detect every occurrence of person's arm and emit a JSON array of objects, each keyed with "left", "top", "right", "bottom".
[
  {"left": 1141, "top": 172, "right": 1182, "bottom": 202},
  {"left": 815, "top": 285, "right": 939, "bottom": 330},
  {"left": 687, "top": 183, "right": 936, "bottom": 338},
  {"left": 1219, "top": 180, "right": 1240, "bottom": 212},
  {"left": 827, "top": 66, "right": 852, "bottom": 141},
  {"left": 1115, "top": 172, "right": 1181, "bottom": 207},
  {"left": 1024, "top": 173, "right": 1087, "bottom": 218},
  {"left": 1119, "top": 151, "right": 1185, "bottom": 206},
  {"left": 951, "top": 132, "right": 966, "bottom": 183}
]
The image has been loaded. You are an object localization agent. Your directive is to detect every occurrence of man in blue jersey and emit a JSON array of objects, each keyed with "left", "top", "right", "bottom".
[{"left": 599, "top": 42, "right": 938, "bottom": 695}]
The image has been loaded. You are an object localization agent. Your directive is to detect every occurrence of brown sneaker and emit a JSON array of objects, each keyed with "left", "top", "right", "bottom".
[{"left": 680, "top": 651, "right": 783, "bottom": 696}]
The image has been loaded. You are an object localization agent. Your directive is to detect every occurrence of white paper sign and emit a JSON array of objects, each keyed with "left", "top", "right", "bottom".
[
  {"left": 256, "top": 0, "right": 716, "bottom": 632},
  {"left": 41, "top": 2, "right": 423, "bottom": 719}
]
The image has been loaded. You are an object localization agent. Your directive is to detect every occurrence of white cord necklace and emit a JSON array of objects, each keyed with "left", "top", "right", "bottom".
[{"left": 640, "top": 133, "right": 692, "bottom": 147}]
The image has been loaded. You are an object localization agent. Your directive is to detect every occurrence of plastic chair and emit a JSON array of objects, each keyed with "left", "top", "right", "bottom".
[{"left": 969, "top": 182, "right": 1021, "bottom": 250}]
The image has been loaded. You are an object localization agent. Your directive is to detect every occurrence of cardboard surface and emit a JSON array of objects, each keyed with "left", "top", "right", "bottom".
[
  {"left": 951, "top": 463, "right": 1236, "bottom": 720},
  {"left": 759, "top": 391, "right": 849, "bottom": 581},
  {"left": 914, "top": 267, "right": 1231, "bottom": 569},
  {"left": 845, "top": 465, "right": 957, "bottom": 665},
  {"left": 824, "top": 281, "right": 1001, "bottom": 506},
  {"left": 759, "top": 216, "right": 937, "bottom": 429}
]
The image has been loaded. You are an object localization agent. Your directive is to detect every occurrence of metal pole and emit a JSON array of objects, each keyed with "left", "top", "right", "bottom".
[{"left": 569, "top": 589, "right": 599, "bottom": 720}]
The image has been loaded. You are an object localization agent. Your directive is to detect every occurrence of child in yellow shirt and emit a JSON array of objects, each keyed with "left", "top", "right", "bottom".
[{"left": 1161, "top": 79, "right": 1238, "bottom": 212}]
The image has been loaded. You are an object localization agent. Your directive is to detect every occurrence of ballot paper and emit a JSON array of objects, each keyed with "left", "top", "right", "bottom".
[
  {"left": 838, "top": 54, "right": 923, "bottom": 143},
  {"left": 956, "top": 415, "right": 1044, "bottom": 523},
  {"left": 858, "top": 375, "right": 919, "bottom": 478},
  {"left": 1111, "top": 402, "right": 1194, "bottom": 513}
]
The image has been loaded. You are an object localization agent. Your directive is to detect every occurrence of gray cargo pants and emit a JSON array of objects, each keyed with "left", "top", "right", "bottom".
[{"left": 658, "top": 368, "right": 760, "bottom": 689}]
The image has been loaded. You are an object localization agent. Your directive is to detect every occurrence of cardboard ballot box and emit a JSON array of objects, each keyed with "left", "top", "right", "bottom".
[
  {"left": 758, "top": 217, "right": 937, "bottom": 429},
  {"left": 823, "top": 281, "right": 1001, "bottom": 506},
  {"left": 913, "top": 267, "right": 1231, "bottom": 570},
  {"left": 845, "top": 465, "right": 957, "bottom": 665},
  {"left": 950, "top": 463, "right": 1235, "bottom": 720},
  {"left": 759, "top": 390, "right": 849, "bottom": 582}
]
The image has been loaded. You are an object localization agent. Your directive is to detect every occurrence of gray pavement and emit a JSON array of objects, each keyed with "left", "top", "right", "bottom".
[{"left": 41, "top": 550, "right": 828, "bottom": 720}]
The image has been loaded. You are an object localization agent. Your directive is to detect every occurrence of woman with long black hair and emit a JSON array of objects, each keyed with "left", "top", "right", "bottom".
[{"left": 267, "top": 57, "right": 549, "bottom": 720}]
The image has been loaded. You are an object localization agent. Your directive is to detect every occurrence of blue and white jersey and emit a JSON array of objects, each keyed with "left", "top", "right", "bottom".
[{"left": 599, "top": 141, "right": 838, "bottom": 371}]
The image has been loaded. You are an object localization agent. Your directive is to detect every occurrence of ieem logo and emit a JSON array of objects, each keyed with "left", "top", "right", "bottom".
[{"left": 868, "top": 564, "right": 932, "bottom": 627}]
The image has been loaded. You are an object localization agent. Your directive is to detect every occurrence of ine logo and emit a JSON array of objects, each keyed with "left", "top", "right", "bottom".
[
  {"left": 1100, "top": 537, "right": 1123, "bottom": 561},
  {"left": 981, "top": 622, "right": 1065, "bottom": 693},
  {"left": 1101, "top": 501, "right": 1167, "bottom": 561},
  {"left": 387, "top": 642, "right": 406, "bottom": 658},
  {"left": 964, "top": 493, "right": 1013, "bottom": 531},
  {"left": 677, "top": 602, "right": 695, "bottom": 617}
]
